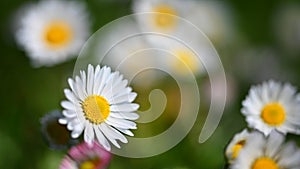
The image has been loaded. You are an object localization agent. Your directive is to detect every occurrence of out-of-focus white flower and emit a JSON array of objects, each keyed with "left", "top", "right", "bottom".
[
  {"left": 273, "top": 4, "right": 300, "bottom": 54},
  {"left": 97, "top": 19, "right": 160, "bottom": 87},
  {"left": 153, "top": 37, "right": 205, "bottom": 77},
  {"left": 230, "top": 131, "right": 300, "bottom": 169},
  {"left": 132, "top": 0, "right": 234, "bottom": 44},
  {"left": 225, "top": 129, "right": 250, "bottom": 163},
  {"left": 16, "top": 0, "right": 90, "bottom": 67},
  {"left": 59, "top": 64, "right": 139, "bottom": 151},
  {"left": 241, "top": 80, "right": 300, "bottom": 136}
]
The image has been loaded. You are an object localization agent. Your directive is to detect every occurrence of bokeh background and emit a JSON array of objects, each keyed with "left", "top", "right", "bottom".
[{"left": 1, "top": 0, "right": 300, "bottom": 168}]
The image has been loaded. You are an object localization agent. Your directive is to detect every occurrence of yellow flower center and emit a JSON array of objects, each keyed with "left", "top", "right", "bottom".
[
  {"left": 172, "top": 49, "right": 199, "bottom": 74},
  {"left": 79, "top": 158, "right": 101, "bottom": 169},
  {"left": 231, "top": 140, "right": 245, "bottom": 159},
  {"left": 252, "top": 157, "right": 280, "bottom": 169},
  {"left": 44, "top": 21, "right": 72, "bottom": 48},
  {"left": 82, "top": 95, "right": 110, "bottom": 124},
  {"left": 152, "top": 4, "right": 178, "bottom": 30},
  {"left": 261, "top": 103, "right": 286, "bottom": 126}
]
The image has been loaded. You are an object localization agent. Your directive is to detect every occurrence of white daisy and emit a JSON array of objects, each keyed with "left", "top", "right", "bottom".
[
  {"left": 133, "top": 0, "right": 197, "bottom": 31},
  {"left": 230, "top": 131, "right": 300, "bottom": 169},
  {"left": 225, "top": 129, "right": 251, "bottom": 163},
  {"left": 241, "top": 80, "right": 300, "bottom": 136},
  {"left": 132, "top": 0, "right": 234, "bottom": 44},
  {"left": 59, "top": 64, "right": 140, "bottom": 151},
  {"left": 144, "top": 35, "right": 206, "bottom": 77},
  {"left": 16, "top": 0, "right": 90, "bottom": 67},
  {"left": 96, "top": 19, "right": 160, "bottom": 87}
]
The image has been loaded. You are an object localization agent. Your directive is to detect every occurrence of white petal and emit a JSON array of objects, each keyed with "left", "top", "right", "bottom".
[
  {"left": 117, "top": 128, "right": 134, "bottom": 136},
  {"left": 109, "top": 92, "right": 137, "bottom": 104},
  {"left": 61, "top": 101, "right": 76, "bottom": 111},
  {"left": 62, "top": 110, "right": 77, "bottom": 118},
  {"left": 110, "top": 112, "right": 139, "bottom": 120},
  {"left": 95, "top": 127, "right": 111, "bottom": 151},
  {"left": 84, "top": 123, "right": 94, "bottom": 145},
  {"left": 58, "top": 118, "right": 68, "bottom": 125},
  {"left": 71, "top": 122, "right": 84, "bottom": 138},
  {"left": 87, "top": 64, "right": 94, "bottom": 95},
  {"left": 64, "top": 89, "right": 78, "bottom": 103},
  {"left": 102, "top": 123, "right": 128, "bottom": 143},
  {"left": 110, "top": 103, "right": 139, "bottom": 112},
  {"left": 106, "top": 116, "right": 137, "bottom": 129},
  {"left": 75, "top": 76, "right": 86, "bottom": 99},
  {"left": 99, "top": 124, "right": 121, "bottom": 148}
]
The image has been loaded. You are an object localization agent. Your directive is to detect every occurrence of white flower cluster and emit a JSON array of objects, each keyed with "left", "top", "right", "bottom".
[{"left": 226, "top": 80, "right": 300, "bottom": 169}]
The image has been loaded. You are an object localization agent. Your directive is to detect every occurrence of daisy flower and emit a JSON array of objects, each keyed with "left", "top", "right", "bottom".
[
  {"left": 225, "top": 129, "right": 250, "bottom": 163},
  {"left": 59, "top": 141, "right": 111, "bottom": 169},
  {"left": 230, "top": 131, "right": 300, "bottom": 169},
  {"left": 241, "top": 80, "right": 300, "bottom": 136},
  {"left": 132, "top": 0, "right": 189, "bottom": 33},
  {"left": 97, "top": 19, "right": 159, "bottom": 87},
  {"left": 59, "top": 64, "right": 139, "bottom": 151},
  {"left": 132, "top": 0, "right": 234, "bottom": 44},
  {"left": 16, "top": 0, "right": 90, "bottom": 67}
]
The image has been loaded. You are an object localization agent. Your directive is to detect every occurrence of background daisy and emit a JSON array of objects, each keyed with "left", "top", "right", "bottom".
[
  {"left": 230, "top": 131, "right": 300, "bottom": 169},
  {"left": 132, "top": 0, "right": 234, "bottom": 45},
  {"left": 241, "top": 80, "right": 300, "bottom": 136},
  {"left": 225, "top": 129, "right": 250, "bottom": 163},
  {"left": 15, "top": 0, "right": 90, "bottom": 67},
  {"left": 59, "top": 64, "right": 139, "bottom": 151}
]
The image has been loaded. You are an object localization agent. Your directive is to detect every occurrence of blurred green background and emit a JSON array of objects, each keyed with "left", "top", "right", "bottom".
[{"left": 1, "top": 0, "right": 300, "bottom": 168}]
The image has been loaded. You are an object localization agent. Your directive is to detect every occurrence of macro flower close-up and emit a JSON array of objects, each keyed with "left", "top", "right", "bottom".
[
  {"left": 2, "top": 0, "right": 300, "bottom": 168},
  {"left": 59, "top": 64, "right": 139, "bottom": 151},
  {"left": 230, "top": 131, "right": 300, "bottom": 169},
  {"left": 241, "top": 80, "right": 300, "bottom": 136}
]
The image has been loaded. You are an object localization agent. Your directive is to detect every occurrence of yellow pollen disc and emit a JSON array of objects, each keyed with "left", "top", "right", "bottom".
[
  {"left": 252, "top": 157, "right": 279, "bottom": 169},
  {"left": 261, "top": 103, "right": 286, "bottom": 126},
  {"left": 152, "top": 4, "right": 178, "bottom": 30},
  {"left": 172, "top": 49, "right": 199, "bottom": 74},
  {"left": 82, "top": 95, "right": 110, "bottom": 124},
  {"left": 44, "top": 21, "right": 72, "bottom": 48},
  {"left": 231, "top": 140, "right": 245, "bottom": 159},
  {"left": 80, "top": 158, "right": 101, "bottom": 169}
]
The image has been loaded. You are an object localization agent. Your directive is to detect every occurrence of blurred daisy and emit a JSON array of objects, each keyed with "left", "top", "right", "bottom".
[
  {"left": 225, "top": 129, "right": 250, "bottom": 163},
  {"left": 16, "top": 0, "right": 90, "bottom": 67},
  {"left": 60, "top": 141, "right": 111, "bottom": 169},
  {"left": 230, "top": 131, "right": 300, "bottom": 169},
  {"left": 241, "top": 80, "right": 300, "bottom": 136},
  {"left": 40, "top": 110, "right": 79, "bottom": 150},
  {"left": 133, "top": 0, "right": 192, "bottom": 32},
  {"left": 132, "top": 0, "right": 234, "bottom": 44},
  {"left": 167, "top": 47, "right": 203, "bottom": 76},
  {"left": 59, "top": 64, "right": 139, "bottom": 151},
  {"left": 149, "top": 36, "right": 205, "bottom": 77},
  {"left": 97, "top": 19, "right": 159, "bottom": 87}
]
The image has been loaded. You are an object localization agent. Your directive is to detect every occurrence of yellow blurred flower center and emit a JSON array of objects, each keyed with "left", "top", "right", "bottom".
[
  {"left": 153, "top": 4, "right": 177, "bottom": 30},
  {"left": 252, "top": 157, "right": 279, "bottom": 169},
  {"left": 231, "top": 140, "right": 245, "bottom": 159},
  {"left": 80, "top": 158, "right": 101, "bottom": 169},
  {"left": 261, "top": 103, "right": 286, "bottom": 126},
  {"left": 44, "top": 21, "right": 72, "bottom": 48},
  {"left": 82, "top": 95, "right": 110, "bottom": 124},
  {"left": 172, "top": 49, "right": 199, "bottom": 74}
]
